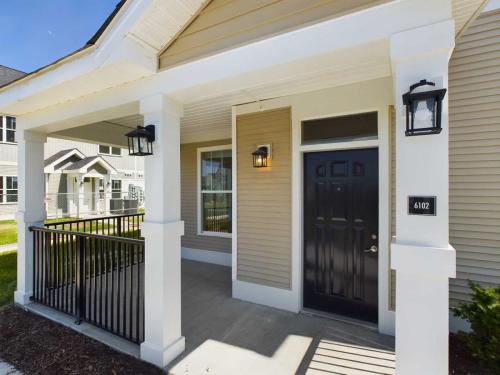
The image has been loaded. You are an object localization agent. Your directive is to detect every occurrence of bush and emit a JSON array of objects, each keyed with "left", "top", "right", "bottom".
[{"left": 451, "top": 282, "right": 500, "bottom": 371}]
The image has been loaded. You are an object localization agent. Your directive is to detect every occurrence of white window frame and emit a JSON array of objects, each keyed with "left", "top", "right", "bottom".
[
  {"left": 111, "top": 179, "right": 122, "bottom": 199},
  {"left": 0, "top": 116, "right": 17, "bottom": 144},
  {"left": 197, "top": 144, "right": 232, "bottom": 238},
  {"left": 0, "top": 175, "right": 18, "bottom": 204},
  {"left": 98, "top": 144, "right": 121, "bottom": 156}
]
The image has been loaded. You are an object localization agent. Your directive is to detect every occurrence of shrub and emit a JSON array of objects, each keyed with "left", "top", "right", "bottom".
[{"left": 451, "top": 282, "right": 500, "bottom": 371}]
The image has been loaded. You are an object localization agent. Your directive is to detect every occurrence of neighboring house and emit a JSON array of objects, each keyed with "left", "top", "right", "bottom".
[
  {"left": 0, "top": 65, "right": 144, "bottom": 220},
  {"left": 0, "top": 0, "right": 497, "bottom": 374}
]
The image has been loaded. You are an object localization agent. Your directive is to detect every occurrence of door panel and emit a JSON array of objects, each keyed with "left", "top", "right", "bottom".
[{"left": 304, "top": 148, "right": 378, "bottom": 323}]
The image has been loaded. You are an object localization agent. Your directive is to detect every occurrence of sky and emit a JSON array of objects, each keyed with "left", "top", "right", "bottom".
[{"left": 0, "top": 0, "right": 120, "bottom": 73}]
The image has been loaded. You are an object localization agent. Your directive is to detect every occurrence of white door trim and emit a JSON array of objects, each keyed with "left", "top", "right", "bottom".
[{"left": 294, "top": 109, "right": 394, "bottom": 335}]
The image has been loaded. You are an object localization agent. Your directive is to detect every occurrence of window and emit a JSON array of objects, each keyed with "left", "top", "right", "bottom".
[
  {"left": 99, "top": 145, "right": 121, "bottom": 156},
  {"left": 0, "top": 116, "right": 16, "bottom": 143},
  {"left": 111, "top": 179, "right": 122, "bottom": 199},
  {"left": 199, "top": 146, "right": 232, "bottom": 236},
  {"left": 0, "top": 176, "right": 18, "bottom": 203},
  {"left": 302, "top": 112, "right": 378, "bottom": 145}
]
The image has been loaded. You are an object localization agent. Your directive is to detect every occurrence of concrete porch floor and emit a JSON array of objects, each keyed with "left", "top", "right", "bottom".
[{"left": 169, "top": 260, "right": 395, "bottom": 375}]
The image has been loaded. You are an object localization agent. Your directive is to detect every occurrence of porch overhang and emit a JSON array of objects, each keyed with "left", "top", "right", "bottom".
[{"left": 0, "top": 0, "right": 486, "bottom": 127}]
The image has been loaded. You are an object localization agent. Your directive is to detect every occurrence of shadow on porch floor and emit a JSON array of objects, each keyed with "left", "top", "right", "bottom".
[{"left": 170, "top": 260, "right": 395, "bottom": 375}]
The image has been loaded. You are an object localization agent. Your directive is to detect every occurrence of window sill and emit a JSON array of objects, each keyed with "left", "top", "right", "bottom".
[
  {"left": 0, "top": 202, "right": 18, "bottom": 205},
  {"left": 0, "top": 141, "right": 17, "bottom": 145},
  {"left": 198, "top": 231, "right": 232, "bottom": 239}
]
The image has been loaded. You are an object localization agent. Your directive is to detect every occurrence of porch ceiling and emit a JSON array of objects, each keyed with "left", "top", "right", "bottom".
[{"left": 48, "top": 39, "right": 391, "bottom": 147}]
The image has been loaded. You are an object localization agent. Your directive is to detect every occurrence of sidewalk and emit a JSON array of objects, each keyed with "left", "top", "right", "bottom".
[{"left": 0, "top": 243, "right": 16, "bottom": 253}]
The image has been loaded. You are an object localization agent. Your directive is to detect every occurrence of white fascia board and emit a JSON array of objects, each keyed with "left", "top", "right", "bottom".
[
  {"left": 17, "top": 0, "right": 452, "bottom": 130},
  {"left": 43, "top": 149, "right": 86, "bottom": 173},
  {"left": 0, "top": 0, "right": 156, "bottom": 116}
]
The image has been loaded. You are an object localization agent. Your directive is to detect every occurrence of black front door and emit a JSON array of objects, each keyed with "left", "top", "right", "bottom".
[{"left": 303, "top": 148, "right": 378, "bottom": 323}]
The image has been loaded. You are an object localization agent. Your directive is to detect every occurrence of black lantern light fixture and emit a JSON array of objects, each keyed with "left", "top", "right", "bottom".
[
  {"left": 125, "top": 125, "right": 155, "bottom": 156},
  {"left": 252, "top": 145, "right": 271, "bottom": 168},
  {"left": 402, "top": 79, "right": 447, "bottom": 136}
]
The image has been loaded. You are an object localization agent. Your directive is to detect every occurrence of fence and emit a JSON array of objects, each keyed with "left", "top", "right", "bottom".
[
  {"left": 203, "top": 207, "right": 232, "bottom": 233},
  {"left": 45, "top": 213, "right": 144, "bottom": 239},
  {"left": 45, "top": 191, "right": 144, "bottom": 219},
  {"left": 30, "top": 225, "right": 145, "bottom": 343}
]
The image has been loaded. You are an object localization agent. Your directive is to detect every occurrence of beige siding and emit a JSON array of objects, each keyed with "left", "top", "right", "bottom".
[
  {"left": 159, "top": 0, "right": 389, "bottom": 69},
  {"left": 181, "top": 139, "right": 232, "bottom": 253},
  {"left": 389, "top": 105, "right": 396, "bottom": 311},
  {"left": 236, "top": 107, "right": 292, "bottom": 289},
  {"left": 449, "top": 9, "right": 500, "bottom": 305}
]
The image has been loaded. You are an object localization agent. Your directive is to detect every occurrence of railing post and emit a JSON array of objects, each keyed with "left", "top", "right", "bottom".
[
  {"left": 117, "top": 217, "right": 122, "bottom": 237},
  {"left": 75, "top": 235, "right": 86, "bottom": 324}
]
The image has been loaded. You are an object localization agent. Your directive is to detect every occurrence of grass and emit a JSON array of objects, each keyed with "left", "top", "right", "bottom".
[
  {"left": 0, "top": 250, "right": 16, "bottom": 306},
  {"left": 0, "top": 217, "right": 118, "bottom": 246},
  {"left": 0, "top": 220, "right": 17, "bottom": 246}
]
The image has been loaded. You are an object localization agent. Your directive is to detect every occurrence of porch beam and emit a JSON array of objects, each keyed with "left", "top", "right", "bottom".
[
  {"left": 390, "top": 19, "right": 456, "bottom": 375},
  {"left": 14, "top": 129, "right": 47, "bottom": 305},
  {"left": 139, "top": 94, "right": 185, "bottom": 368}
]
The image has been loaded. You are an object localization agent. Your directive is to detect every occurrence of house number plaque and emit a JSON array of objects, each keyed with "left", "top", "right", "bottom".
[{"left": 408, "top": 196, "right": 436, "bottom": 216}]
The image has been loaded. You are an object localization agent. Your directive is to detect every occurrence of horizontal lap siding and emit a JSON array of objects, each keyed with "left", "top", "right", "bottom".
[
  {"left": 159, "top": 0, "right": 389, "bottom": 69},
  {"left": 181, "top": 140, "right": 232, "bottom": 253},
  {"left": 237, "top": 108, "right": 292, "bottom": 289},
  {"left": 449, "top": 9, "right": 500, "bottom": 305}
]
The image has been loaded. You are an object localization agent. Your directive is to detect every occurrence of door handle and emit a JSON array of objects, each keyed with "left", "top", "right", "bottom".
[{"left": 364, "top": 245, "right": 378, "bottom": 253}]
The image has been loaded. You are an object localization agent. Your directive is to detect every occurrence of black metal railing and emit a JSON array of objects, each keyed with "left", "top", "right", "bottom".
[
  {"left": 203, "top": 207, "right": 231, "bottom": 234},
  {"left": 45, "top": 213, "right": 144, "bottom": 239},
  {"left": 30, "top": 226, "right": 145, "bottom": 343}
]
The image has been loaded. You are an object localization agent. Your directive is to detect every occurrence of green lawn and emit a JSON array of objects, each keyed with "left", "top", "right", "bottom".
[
  {"left": 0, "top": 218, "right": 119, "bottom": 246},
  {"left": 0, "top": 220, "right": 17, "bottom": 246},
  {"left": 0, "top": 250, "right": 16, "bottom": 306}
]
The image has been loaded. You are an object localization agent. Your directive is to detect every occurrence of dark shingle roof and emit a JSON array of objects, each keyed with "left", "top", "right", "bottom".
[
  {"left": 44, "top": 149, "right": 79, "bottom": 167},
  {"left": 0, "top": 65, "right": 26, "bottom": 86},
  {"left": 64, "top": 156, "right": 100, "bottom": 171}
]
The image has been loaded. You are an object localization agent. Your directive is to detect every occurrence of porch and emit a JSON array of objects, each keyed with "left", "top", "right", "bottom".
[
  {"left": 27, "top": 255, "right": 395, "bottom": 375},
  {"left": 173, "top": 260, "right": 395, "bottom": 375}
]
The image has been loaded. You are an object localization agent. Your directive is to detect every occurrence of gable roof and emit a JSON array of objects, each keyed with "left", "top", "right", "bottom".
[
  {"left": 63, "top": 155, "right": 117, "bottom": 174},
  {"left": 44, "top": 148, "right": 79, "bottom": 167}
]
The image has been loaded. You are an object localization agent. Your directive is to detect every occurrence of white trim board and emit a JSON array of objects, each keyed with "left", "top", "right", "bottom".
[
  {"left": 181, "top": 247, "right": 231, "bottom": 267},
  {"left": 232, "top": 280, "right": 299, "bottom": 313}
]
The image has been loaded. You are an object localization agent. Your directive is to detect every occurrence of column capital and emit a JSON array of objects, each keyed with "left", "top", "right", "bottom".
[
  {"left": 19, "top": 130, "right": 47, "bottom": 143},
  {"left": 390, "top": 20, "right": 455, "bottom": 66},
  {"left": 139, "top": 94, "right": 183, "bottom": 117}
]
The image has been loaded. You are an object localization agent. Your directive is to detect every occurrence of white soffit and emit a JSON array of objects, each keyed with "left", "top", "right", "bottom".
[{"left": 128, "top": 0, "right": 208, "bottom": 51}]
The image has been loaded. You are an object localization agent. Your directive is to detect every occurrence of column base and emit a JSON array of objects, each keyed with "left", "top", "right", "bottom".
[
  {"left": 140, "top": 336, "right": 185, "bottom": 368},
  {"left": 14, "top": 290, "right": 32, "bottom": 305}
]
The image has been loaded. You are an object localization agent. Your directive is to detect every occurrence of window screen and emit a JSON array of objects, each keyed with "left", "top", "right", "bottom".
[{"left": 302, "top": 112, "right": 377, "bottom": 145}]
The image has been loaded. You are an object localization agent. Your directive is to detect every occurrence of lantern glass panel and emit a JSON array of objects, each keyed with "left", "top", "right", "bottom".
[{"left": 411, "top": 97, "right": 436, "bottom": 130}]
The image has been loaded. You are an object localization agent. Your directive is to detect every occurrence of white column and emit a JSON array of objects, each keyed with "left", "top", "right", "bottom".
[
  {"left": 139, "top": 94, "right": 185, "bottom": 368},
  {"left": 15, "top": 129, "right": 47, "bottom": 305},
  {"left": 390, "top": 20, "right": 456, "bottom": 375}
]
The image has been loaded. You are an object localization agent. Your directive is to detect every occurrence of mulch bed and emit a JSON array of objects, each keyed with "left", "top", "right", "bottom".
[
  {"left": 0, "top": 305, "right": 163, "bottom": 375},
  {"left": 449, "top": 333, "right": 495, "bottom": 375}
]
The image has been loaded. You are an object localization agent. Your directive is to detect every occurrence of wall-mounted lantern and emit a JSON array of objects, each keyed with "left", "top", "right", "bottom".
[
  {"left": 125, "top": 125, "right": 155, "bottom": 156},
  {"left": 252, "top": 144, "right": 271, "bottom": 168},
  {"left": 402, "top": 79, "right": 447, "bottom": 136}
]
